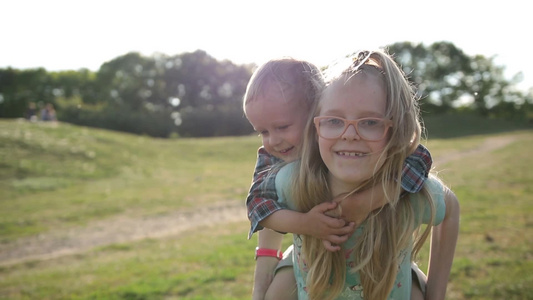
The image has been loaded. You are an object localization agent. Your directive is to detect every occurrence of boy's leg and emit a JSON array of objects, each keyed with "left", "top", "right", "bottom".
[
  {"left": 264, "top": 267, "right": 297, "bottom": 300},
  {"left": 410, "top": 262, "right": 427, "bottom": 300},
  {"left": 253, "top": 229, "right": 284, "bottom": 300},
  {"left": 252, "top": 256, "right": 280, "bottom": 300},
  {"left": 264, "top": 245, "right": 297, "bottom": 300}
]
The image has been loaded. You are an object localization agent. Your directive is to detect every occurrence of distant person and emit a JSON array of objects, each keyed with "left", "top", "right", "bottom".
[
  {"left": 243, "top": 56, "right": 435, "bottom": 299},
  {"left": 40, "top": 103, "right": 57, "bottom": 122},
  {"left": 25, "top": 102, "right": 38, "bottom": 122},
  {"left": 272, "top": 49, "right": 460, "bottom": 299}
]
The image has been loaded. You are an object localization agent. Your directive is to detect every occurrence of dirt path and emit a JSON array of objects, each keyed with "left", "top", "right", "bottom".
[
  {"left": 0, "top": 202, "right": 247, "bottom": 267},
  {"left": 432, "top": 135, "right": 517, "bottom": 167},
  {"left": 0, "top": 135, "right": 519, "bottom": 267}
]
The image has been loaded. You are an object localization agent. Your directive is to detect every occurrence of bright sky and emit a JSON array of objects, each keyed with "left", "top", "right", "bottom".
[{"left": 2, "top": 0, "right": 532, "bottom": 91}]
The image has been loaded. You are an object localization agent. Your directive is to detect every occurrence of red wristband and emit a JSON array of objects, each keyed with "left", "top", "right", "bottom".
[{"left": 255, "top": 247, "right": 283, "bottom": 260}]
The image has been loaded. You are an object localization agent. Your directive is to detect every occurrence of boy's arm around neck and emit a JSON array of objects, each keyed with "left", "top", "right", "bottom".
[
  {"left": 261, "top": 163, "right": 355, "bottom": 250},
  {"left": 246, "top": 147, "right": 286, "bottom": 239},
  {"left": 260, "top": 201, "right": 350, "bottom": 237}
]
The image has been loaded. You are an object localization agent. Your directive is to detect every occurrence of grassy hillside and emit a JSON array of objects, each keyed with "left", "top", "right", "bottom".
[
  {"left": 0, "top": 118, "right": 532, "bottom": 299},
  {"left": 0, "top": 119, "right": 261, "bottom": 241}
]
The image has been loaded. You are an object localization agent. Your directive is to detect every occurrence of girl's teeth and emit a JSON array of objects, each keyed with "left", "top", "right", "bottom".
[{"left": 339, "top": 152, "right": 365, "bottom": 157}]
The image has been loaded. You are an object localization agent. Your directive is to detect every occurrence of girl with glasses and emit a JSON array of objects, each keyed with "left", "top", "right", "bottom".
[{"left": 273, "top": 50, "right": 460, "bottom": 300}]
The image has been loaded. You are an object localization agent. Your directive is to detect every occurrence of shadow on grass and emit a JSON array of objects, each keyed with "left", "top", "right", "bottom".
[{"left": 422, "top": 113, "right": 533, "bottom": 139}]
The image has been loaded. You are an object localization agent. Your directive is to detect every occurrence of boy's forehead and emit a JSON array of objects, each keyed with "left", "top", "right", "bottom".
[
  {"left": 259, "top": 82, "right": 285, "bottom": 98},
  {"left": 266, "top": 80, "right": 309, "bottom": 103},
  {"left": 247, "top": 90, "right": 300, "bottom": 112},
  {"left": 246, "top": 94, "right": 306, "bottom": 126}
]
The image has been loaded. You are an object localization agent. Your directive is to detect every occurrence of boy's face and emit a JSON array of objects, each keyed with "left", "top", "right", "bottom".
[{"left": 245, "top": 86, "right": 308, "bottom": 162}]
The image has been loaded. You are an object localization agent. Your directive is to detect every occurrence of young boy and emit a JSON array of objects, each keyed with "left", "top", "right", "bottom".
[{"left": 243, "top": 57, "right": 432, "bottom": 300}]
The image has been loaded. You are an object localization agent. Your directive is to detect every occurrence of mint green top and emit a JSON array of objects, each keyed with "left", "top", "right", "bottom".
[{"left": 275, "top": 163, "right": 446, "bottom": 300}]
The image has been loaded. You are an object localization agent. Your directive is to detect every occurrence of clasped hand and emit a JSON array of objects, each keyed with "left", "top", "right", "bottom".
[{"left": 306, "top": 192, "right": 384, "bottom": 252}]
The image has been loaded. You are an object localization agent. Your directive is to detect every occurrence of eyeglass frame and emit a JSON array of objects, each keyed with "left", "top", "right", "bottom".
[{"left": 313, "top": 116, "right": 393, "bottom": 141}]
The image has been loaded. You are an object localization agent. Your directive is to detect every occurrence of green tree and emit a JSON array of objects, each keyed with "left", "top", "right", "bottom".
[
  {"left": 58, "top": 50, "right": 254, "bottom": 137},
  {"left": 6, "top": 43, "right": 527, "bottom": 136},
  {"left": 0, "top": 68, "right": 55, "bottom": 118},
  {"left": 387, "top": 41, "right": 526, "bottom": 117},
  {"left": 96, "top": 52, "right": 163, "bottom": 111},
  {"left": 161, "top": 50, "right": 254, "bottom": 136},
  {"left": 49, "top": 69, "right": 98, "bottom": 104},
  {"left": 162, "top": 50, "right": 253, "bottom": 109}
]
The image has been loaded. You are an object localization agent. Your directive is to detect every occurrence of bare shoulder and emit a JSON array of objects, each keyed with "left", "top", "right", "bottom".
[{"left": 443, "top": 187, "right": 460, "bottom": 216}]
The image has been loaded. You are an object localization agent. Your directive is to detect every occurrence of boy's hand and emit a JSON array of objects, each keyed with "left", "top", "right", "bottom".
[
  {"left": 305, "top": 202, "right": 355, "bottom": 252},
  {"left": 319, "top": 190, "right": 388, "bottom": 251}
]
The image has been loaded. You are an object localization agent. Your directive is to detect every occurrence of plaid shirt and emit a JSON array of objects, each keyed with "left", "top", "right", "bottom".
[{"left": 246, "top": 144, "right": 433, "bottom": 239}]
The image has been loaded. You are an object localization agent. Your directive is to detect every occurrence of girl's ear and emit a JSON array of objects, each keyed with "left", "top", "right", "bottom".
[
  {"left": 408, "top": 141, "right": 417, "bottom": 155},
  {"left": 407, "top": 133, "right": 419, "bottom": 155}
]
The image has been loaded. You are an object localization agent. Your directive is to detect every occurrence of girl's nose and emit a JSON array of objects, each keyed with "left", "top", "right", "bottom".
[{"left": 341, "top": 124, "right": 360, "bottom": 140}]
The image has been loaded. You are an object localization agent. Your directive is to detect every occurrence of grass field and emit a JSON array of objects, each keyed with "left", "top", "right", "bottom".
[{"left": 0, "top": 117, "right": 532, "bottom": 299}]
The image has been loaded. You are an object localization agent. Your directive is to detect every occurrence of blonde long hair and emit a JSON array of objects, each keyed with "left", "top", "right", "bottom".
[{"left": 290, "top": 50, "right": 435, "bottom": 300}]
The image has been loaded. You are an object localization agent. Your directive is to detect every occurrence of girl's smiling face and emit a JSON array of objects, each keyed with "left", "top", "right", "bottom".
[{"left": 317, "top": 72, "right": 389, "bottom": 193}]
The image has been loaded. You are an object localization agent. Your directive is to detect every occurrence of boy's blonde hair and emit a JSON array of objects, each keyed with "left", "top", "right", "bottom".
[
  {"left": 243, "top": 57, "right": 325, "bottom": 114},
  {"left": 291, "top": 49, "right": 436, "bottom": 300}
]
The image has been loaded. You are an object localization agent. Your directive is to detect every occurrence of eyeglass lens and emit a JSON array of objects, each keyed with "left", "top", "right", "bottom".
[{"left": 316, "top": 117, "right": 388, "bottom": 141}]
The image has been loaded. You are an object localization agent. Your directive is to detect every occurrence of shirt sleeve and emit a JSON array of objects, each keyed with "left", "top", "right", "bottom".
[
  {"left": 401, "top": 144, "right": 433, "bottom": 193},
  {"left": 245, "top": 147, "right": 286, "bottom": 239},
  {"left": 410, "top": 175, "right": 446, "bottom": 226}
]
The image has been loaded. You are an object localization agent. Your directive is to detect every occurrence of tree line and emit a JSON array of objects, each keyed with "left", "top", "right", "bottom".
[{"left": 0, "top": 41, "right": 531, "bottom": 138}]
